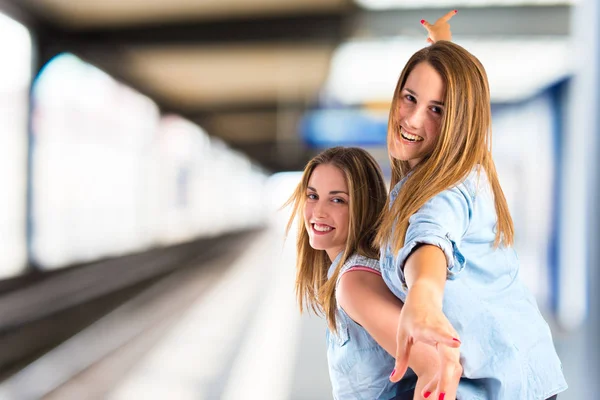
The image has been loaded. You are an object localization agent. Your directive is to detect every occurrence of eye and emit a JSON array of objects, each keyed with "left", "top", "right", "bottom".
[
  {"left": 430, "top": 106, "right": 443, "bottom": 115},
  {"left": 404, "top": 94, "right": 416, "bottom": 102},
  {"left": 332, "top": 197, "right": 347, "bottom": 204},
  {"left": 307, "top": 193, "right": 317, "bottom": 200}
]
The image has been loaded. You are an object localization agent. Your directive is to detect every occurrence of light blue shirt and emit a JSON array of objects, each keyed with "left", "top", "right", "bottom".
[
  {"left": 380, "top": 168, "right": 568, "bottom": 400},
  {"left": 326, "top": 253, "right": 415, "bottom": 400}
]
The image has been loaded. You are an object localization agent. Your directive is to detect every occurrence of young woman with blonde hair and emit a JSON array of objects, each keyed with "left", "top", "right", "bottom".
[
  {"left": 286, "top": 146, "right": 445, "bottom": 399},
  {"left": 381, "top": 41, "right": 567, "bottom": 399}
]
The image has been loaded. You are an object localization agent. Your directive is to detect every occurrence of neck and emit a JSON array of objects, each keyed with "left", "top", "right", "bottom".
[{"left": 327, "top": 249, "right": 343, "bottom": 262}]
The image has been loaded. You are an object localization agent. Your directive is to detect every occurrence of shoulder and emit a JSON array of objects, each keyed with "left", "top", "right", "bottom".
[
  {"left": 337, "top": 268, "right": 387, "bottom": 305},
  {"left": 457, "top": 165, "right": 492, "bottom": 201},
  {"left": 406, "top": 168, "right": 489, "bottom": 237},
  {"left": 336, "top": 253, "right": 381, "bottom": 287},
  {"left": 343, "top": 253, "right": 379, "bottom": 270},
  {"left": 336, "top": 256, "right": 390, "bottom": 312},
  {"left": 338, "top": 253, "right": 381, "bottom": 278},
  {"left": 421, "top": 167, "right": 488, "bottom": 212}
]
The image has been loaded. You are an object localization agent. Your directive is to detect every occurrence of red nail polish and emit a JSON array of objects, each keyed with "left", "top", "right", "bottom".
[
  {"left": 424, "top": 392, "right": 432, "bottom": 398},
  {"left": 420, "top": 19, "right": 425, "bottom": 24},
  {"left": 439, "top": 393, "right": 446, "bottom": 400},
  {"left": 453, "top": 338, "right": 461, "bottom": 344},
  {"left": 389, "top": 368, "right": 396, "bottom": 378},
  {"left": 454, "top": 9, "right": 458, "bottom": 13}
]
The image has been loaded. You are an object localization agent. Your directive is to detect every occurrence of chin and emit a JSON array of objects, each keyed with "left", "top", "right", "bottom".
[
  {"left": 389, "top": 150, "right": 408, "bottom": 162},
  {"left": 389, "top": 145, "right": 407, "bottom": 161},
  {"left": 308, "top": 239, "right": 325, "bottom": 251},
  {"left": 388, "top": 148, "right": 400, "bottom": 160}
]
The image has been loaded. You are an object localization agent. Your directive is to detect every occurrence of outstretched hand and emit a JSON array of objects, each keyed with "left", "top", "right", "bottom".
[
  {"left": 412, "top": 345, "right": 462, "bottom": 400},
  {"left": 422, "top": 10, "right": 457, "bottom": 44},
  {"left": 389, "top": 285, "right": 462, "bottom": 399}
]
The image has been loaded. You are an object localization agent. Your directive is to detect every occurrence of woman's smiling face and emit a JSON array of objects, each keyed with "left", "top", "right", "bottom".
[
  {"left": 303, "top": 163, "right": 350, "bottom": 261},
  {"left": 389, "top": 61, "right": 446, "bottom": 169}
]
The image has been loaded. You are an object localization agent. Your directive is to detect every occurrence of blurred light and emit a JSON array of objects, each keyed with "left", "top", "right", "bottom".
[
  {"left": 155, "top": 115, "right": 211, "bottom": 245},
  {"left": 0, "top": 12, "right": 31, "bottom": 91},
  {"left": 265, "top": 172, "right": 302, "bottom": 229},
  {"left": 323, "top": 37, "right": 570, "bottom": 105},
  {"left": 155, "top": 114, "right": 267, "bottom": 243},
  {"left": 31, "top": 53, "right": 161, "bottom": 269},
  {"left": 556, "top": 0, "right": 596, "bottom": 332},
  {"left": 355, "top": 0, "right": 575, "bottom": 10},
  {"left": 300, "top": 109, "right": 388, "bottom": 147},
  {"left": 0, "top": 11, "right": 31, "bottom": 278}
]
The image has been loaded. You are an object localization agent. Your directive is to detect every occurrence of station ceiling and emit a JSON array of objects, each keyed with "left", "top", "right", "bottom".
[{"left": 4, "top": 0, "right": 572, "bottom": 171}]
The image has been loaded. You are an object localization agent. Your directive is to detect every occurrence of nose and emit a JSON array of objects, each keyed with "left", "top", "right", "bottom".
[
  {"left": 404, "top": 105, "right": 427, "bottom": 130},
  {"left": 313, "top": 200, "right": 328, "bottom": 219}
]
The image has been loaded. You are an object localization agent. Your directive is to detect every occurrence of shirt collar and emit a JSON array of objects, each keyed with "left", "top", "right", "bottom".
[
  {"left": 389, "top": 174, "right": 410, "bottom": 205},
  {"left": 327, "top": 251, "right": 344, "bottom": 279}
]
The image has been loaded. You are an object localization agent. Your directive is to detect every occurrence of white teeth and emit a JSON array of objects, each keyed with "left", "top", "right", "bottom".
[
  {"left": 313, "top": 224, "right": 333, "bottom": 232},
  {"left": 401, "top": 127, "right": 424, "bottom": 142}
]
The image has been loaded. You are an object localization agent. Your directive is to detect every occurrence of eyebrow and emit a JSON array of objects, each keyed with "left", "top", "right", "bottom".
[
  {"left": 307, "top": 186, "right": 349, "bottom": 195},
  {"left": 404, "top": 88, "right": 445, "bottom": 107}
]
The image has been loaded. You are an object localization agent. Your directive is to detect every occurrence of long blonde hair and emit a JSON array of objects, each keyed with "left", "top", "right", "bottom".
[
  {"left": 376, "top": 41, "right": 514, "bottom": 253},
  {"left": 285, "top": 147, "right": 387, "bottom": 332}
]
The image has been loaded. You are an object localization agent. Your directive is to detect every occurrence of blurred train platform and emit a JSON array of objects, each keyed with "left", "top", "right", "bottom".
[{"left": 0, "top": 223, "right": 331, "bottom": 400}]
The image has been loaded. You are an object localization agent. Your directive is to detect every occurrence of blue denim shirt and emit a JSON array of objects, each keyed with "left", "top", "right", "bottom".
[
  {"left": 326, "top": 253, "right": 415, "bottom": 400},
  {"left": 380, "top": 168, "right": 567, "bottom": 400}
]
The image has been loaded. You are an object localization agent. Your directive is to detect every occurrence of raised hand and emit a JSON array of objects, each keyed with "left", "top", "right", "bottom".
[{"left": 421, "top": 10, "right": 457, "bottom": 44}]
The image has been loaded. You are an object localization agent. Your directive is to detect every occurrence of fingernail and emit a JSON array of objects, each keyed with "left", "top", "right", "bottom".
[
  {"left": 439, "top": 394, "right": 446, "bottom": 400},
  {"left": 424, "top": 392, "right": 432, "bottom": 399},
  {"left": 453, "top": 337, "right": 461, "bottom": 344},
  {"left": 389, "top": 368, "right": 396, "bottom": 378},
  {"left": 420, "top": 19, "right": 425, "bottom": 24},
  {"left": 454, "top": 9, "right": 458, "bottom": 13}
]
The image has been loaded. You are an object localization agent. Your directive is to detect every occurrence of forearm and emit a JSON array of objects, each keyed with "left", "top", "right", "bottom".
[
  {"left": 404, "top": 244, "right": 448, "bottom": 309},
  {"left": 336, "top": 271, "right": 440, "bottom": 375},
  {"left": 347, "top": 296, "right": 438, "bottom": 376},
  {"left": 401, "top": 244, "right": 460, "bottom": 377}
]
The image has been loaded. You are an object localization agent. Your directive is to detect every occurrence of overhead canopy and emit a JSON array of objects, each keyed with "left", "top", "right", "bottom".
[{"left": 6, "top": 0, "right": 573, "bottom": 170}]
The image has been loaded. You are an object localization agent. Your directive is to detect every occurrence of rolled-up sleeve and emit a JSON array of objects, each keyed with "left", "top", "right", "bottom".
[{"left": 394, "top": 184, "right": 472, "bottom": 288}]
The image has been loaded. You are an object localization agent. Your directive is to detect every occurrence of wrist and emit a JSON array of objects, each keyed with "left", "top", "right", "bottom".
[{"left": 407, "top": 279, "right": 444, "bottom": 308}]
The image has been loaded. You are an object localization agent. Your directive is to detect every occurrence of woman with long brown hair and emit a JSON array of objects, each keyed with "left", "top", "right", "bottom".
[
  {"left": 286, "top": 146, "right": 444, "bottom": 399},
  {"left": 380, "top": 41, "right": 567, "bottom": 399},
  {"left": 285, "top": 13, "right": 465, "bottom": 400}
]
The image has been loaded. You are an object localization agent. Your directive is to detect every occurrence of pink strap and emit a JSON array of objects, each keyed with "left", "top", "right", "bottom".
[{"left": 342, "top": 265, "right": 381, "bottom": 277}]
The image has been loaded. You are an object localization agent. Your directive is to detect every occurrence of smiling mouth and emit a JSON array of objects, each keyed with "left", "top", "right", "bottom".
[
  {"left": 312, "top": 223, "right": 334, "bottom": 233},
  {"left": 400, "top": 127, "right": 424, "bottom": 142}
]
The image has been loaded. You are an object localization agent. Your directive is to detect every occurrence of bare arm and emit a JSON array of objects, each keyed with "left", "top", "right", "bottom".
[
  {"left": 392, "top": 245, "right": 463, "bottom": 400},
  {"left": 336, "top": 270, "right": 439, "bottom": 377},
  {"left": 404, "top": 244, "right": 447, "bottom": 307}
]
